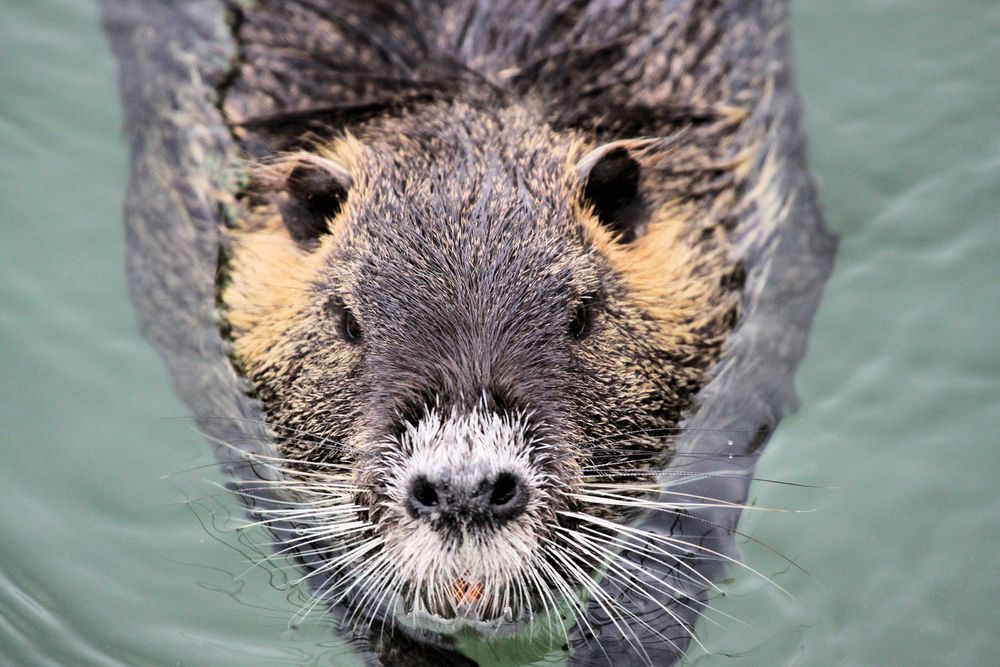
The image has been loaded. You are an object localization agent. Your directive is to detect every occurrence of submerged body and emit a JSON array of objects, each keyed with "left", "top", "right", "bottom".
[{"left": 105, "top": 1, "right": 836, "bottom": 665}]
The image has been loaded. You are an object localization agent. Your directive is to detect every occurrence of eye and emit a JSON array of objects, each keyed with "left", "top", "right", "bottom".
[
  {"left": 341, "top": 308, "right": 363, "bottom": 342},
  {"left": 569, "top": 299, "right": 594, "bottom": 339},
  {"left": 325, "top": 297, "right": 363, "bottom": 343}
]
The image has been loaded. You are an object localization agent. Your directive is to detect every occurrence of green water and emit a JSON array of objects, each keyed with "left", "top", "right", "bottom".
[{"left": 1, "top": 0, "right": 997, "bottom": 665}]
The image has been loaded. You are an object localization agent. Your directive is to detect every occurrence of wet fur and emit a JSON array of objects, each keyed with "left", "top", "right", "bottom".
[
  {"left": 219, "top": 0, "right": 787, "bottom": 659},
  {"left": 101, "top": 0, "right": 837, "bottom": 662}
]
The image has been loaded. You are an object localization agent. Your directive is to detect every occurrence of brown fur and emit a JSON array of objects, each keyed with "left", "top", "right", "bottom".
[
  {"left": 224, "top": 111, "right": 744, "bottom": 460},
  {"left": 215, "top": 0, "right": 784, "bottom": 645},
  {"left": 103, "top": 0, "right": 834, "bottom": 661}
]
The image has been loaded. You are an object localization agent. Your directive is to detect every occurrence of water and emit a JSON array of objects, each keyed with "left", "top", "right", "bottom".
[{"left": 1, "top": 0, "right": 997, "bottom": 665}]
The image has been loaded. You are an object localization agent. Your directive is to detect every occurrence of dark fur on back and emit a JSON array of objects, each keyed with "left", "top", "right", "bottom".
[{"left": 224, "top": 0, "right": 776, "bottom": 147}]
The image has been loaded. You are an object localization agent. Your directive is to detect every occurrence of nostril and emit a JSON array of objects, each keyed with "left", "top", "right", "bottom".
[
  {"left": 410, "top": 476, "right": 440, "bottom": 514},
  {"left": 489, "top": 472, "right": 522, "bottom": 511},
  {"left": 408, "top": 472, "right": 527, "bottom": 524}
]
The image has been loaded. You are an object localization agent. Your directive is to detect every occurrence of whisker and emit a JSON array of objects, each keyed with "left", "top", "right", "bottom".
[
  {"left": 558, "top": 523, "right": 717, "bottom": 593},
  {"left": 575, "top": 470, "right": 825, "bottom": 490},
  {"left": 555, "top": 526, "right": 748, "bottom": 631},
  {"left": 573, "top": 486, "right": 813, "bottom": 578},
  {"left": 558, "top": 510, "right": 793, "bottom": 598},
  {"left": 541, "top": 539, "right": 663, "bottom": 665}
]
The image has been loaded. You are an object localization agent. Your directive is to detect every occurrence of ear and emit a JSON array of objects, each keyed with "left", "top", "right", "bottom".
[
  {"left": 577, "top": 140, "right": 653, "bottom": 243},
  {"left": 279, "top": 155, "right": 352, "bottom": 246}
]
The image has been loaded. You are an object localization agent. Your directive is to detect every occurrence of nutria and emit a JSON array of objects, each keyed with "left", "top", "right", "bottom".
[{"left": 104, "top": 1, "right": 836, "bottom": 665}]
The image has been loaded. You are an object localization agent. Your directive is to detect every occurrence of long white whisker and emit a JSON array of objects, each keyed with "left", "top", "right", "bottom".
[{"left": 559, "top": 510, "right": 792, "bottom": 598}]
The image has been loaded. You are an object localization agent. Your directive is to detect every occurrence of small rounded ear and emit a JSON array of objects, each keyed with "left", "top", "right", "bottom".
[
  {"left": 577, "top": 140, "right": 653, "bottom": 243},
  {"left": 279, "top": 155, "right": 352, "bottom": 245}
]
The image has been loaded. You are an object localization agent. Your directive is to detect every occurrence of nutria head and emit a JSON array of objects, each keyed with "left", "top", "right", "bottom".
[{"left": 222, "top": 101, "right": 736, "bottom": 635}]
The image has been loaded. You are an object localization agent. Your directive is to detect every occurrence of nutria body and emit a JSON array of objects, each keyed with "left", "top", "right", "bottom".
[{"left": 104, "top": 1, "right": 836, "bottom": 665}]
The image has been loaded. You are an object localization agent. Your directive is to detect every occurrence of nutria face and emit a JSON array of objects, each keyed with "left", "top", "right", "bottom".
[{"left": 222, "top": 103, "right": 734, "bottom": 633}]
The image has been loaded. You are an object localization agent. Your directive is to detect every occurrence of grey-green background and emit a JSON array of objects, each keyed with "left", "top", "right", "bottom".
[{"left": 1, "top": 1, "right": 997, "bottom": 665}]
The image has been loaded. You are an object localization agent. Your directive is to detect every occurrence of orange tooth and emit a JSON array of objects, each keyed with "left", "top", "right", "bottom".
[{"left": 453, "top": 578, "right": 483, "bottom": 605}]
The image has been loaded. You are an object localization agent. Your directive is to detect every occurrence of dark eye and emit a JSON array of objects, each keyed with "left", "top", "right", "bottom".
[
  {"left": 325, "top": 297, "right": 363, "bottom": 343},
  {"left": 341, "top": 308, "right": 363, "bottom": 342},
  {"left": 570, "top": 299, "right": 594, "bottom": 339}
]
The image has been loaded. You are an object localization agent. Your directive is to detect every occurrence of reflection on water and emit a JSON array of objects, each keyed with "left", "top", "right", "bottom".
[{"left": 0, "top": 0, "right": 997, "bottom": 666}]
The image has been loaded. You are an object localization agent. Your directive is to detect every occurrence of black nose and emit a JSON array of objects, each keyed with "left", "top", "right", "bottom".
[{"left": 408, "top": 471, "right": 528, "bottom": 526}]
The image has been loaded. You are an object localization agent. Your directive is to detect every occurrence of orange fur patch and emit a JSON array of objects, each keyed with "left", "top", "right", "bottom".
[
  {"left": 578, "top": 198, "right": 732, "bottom": 355},
  {"left": 223, "top": 136, "right": 367, "bottom": 375}
]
